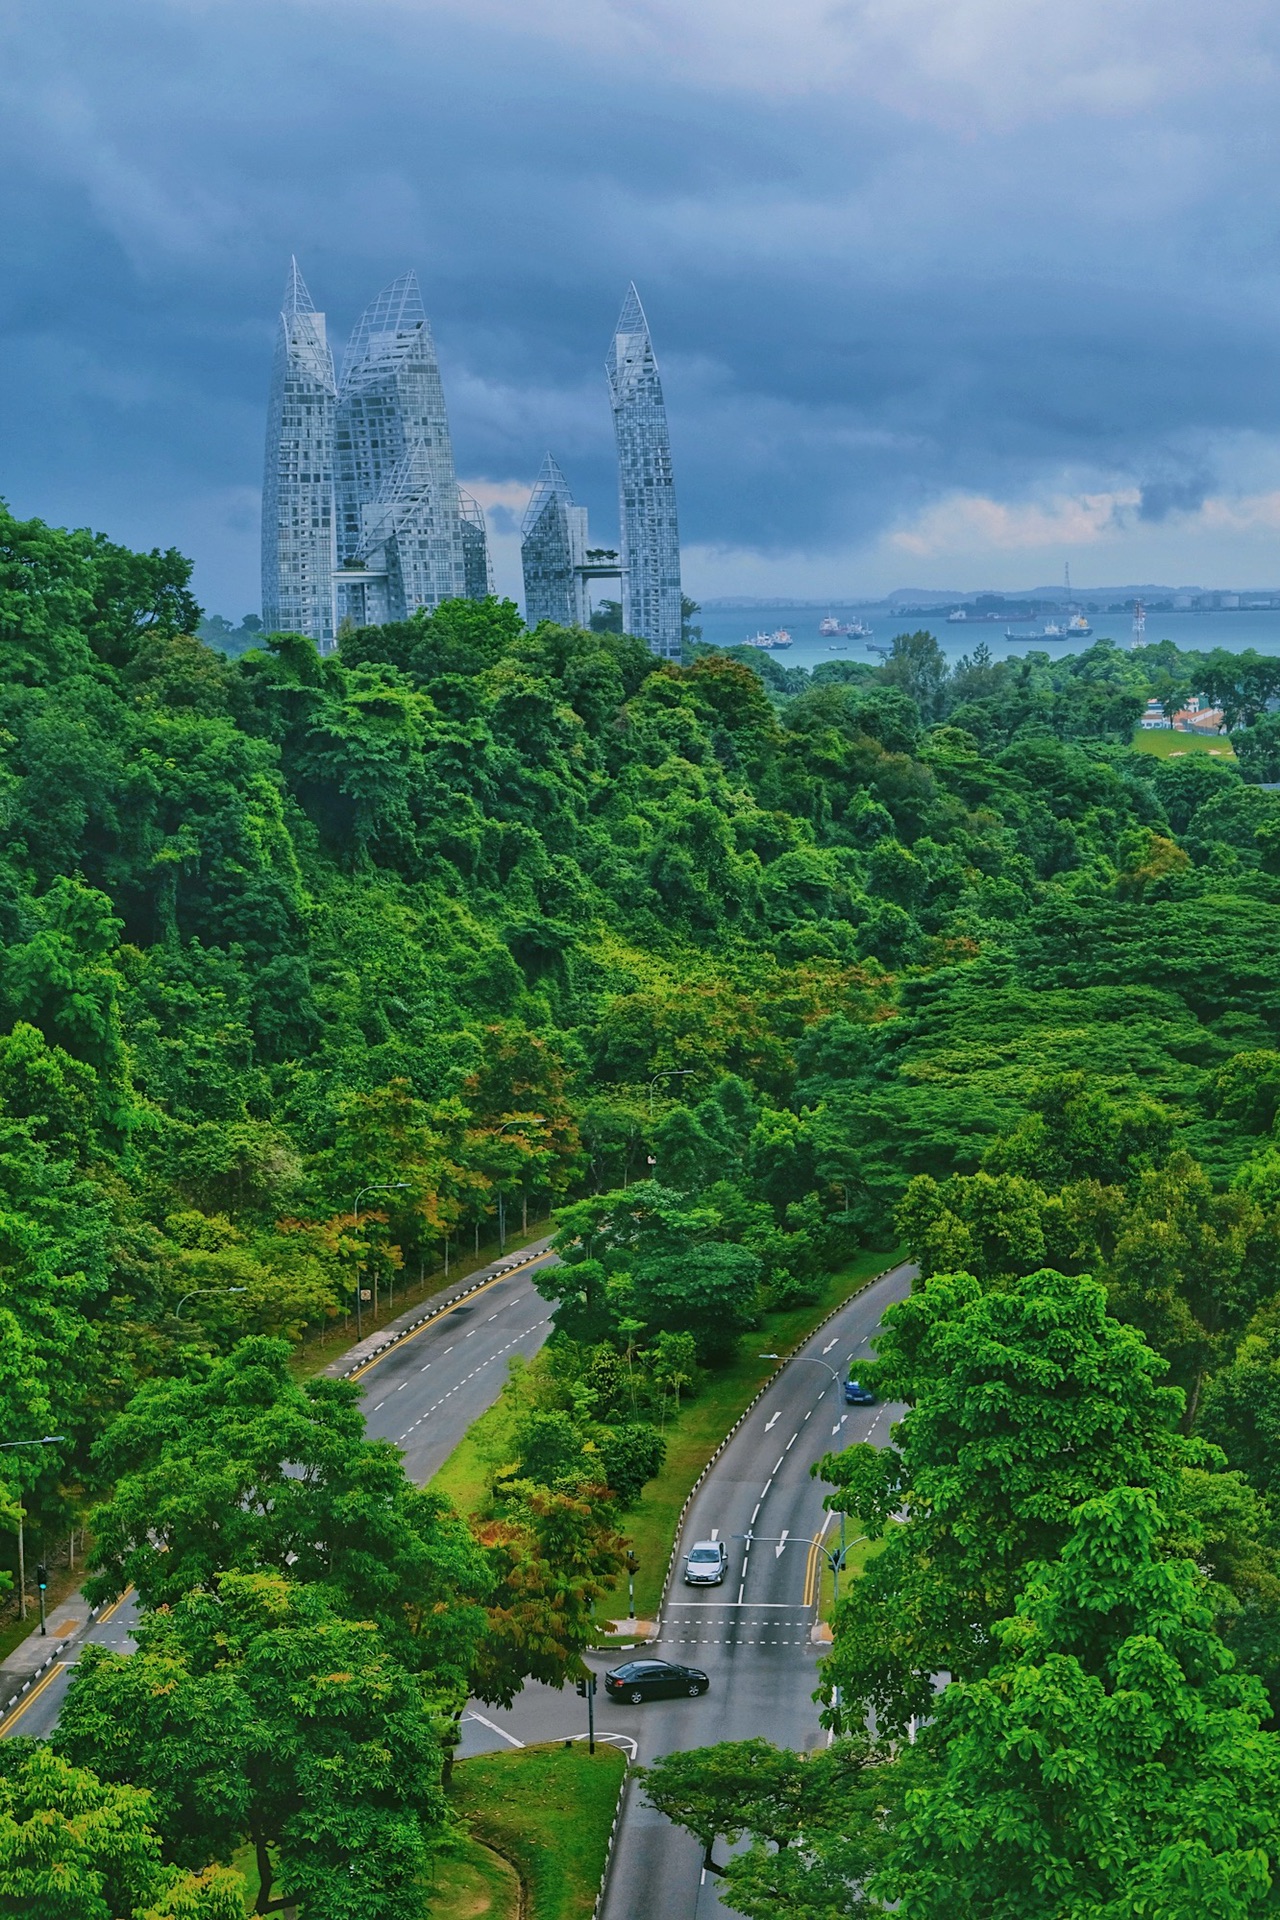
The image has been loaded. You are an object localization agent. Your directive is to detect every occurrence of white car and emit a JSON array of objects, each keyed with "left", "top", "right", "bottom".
[{"left": 684, "top": 1539, "right": 728, "bottom": 1585}]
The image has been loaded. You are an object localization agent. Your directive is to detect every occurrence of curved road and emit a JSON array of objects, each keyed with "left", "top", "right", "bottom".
[
  {"left": 453, "top": 1260, "right": 915, "bottom": 1920},
  {"left": 3, "top": 1244, "right": 914, "bottom": 1920},
  {"left": 1, "top": 1247, "right": 560, "bottom": 1741}
]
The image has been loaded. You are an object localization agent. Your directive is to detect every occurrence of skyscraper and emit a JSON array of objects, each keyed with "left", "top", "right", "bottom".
[
  {"left": 606, "top": 285, "right": 682, "bottom": 661},
  {"left": 458, "top": 489, "right": 495, "bottom": 601},
  {"left": 521, "top": 453, "right": 589, "bottom": 628},
  {"left": 261, "top": 260, "right": 336, "bottom": 646},
  {"left": 263, "top": 264, "right": 489, "bottom": 643},
  {"left": 333, "top": 271, "right": 468, "bottom": 627}
]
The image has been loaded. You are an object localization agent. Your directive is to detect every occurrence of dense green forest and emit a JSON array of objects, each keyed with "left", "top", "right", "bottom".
[
  {"left": 8, "top": 497, "right": 1280, "bottom": 1909},
  {"left": 5, "top": 497, "right": 1280, "bottom": 1538}
]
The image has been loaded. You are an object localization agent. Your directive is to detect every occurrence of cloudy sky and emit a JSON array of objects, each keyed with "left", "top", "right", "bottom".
[{"left": 5, "top": 0, "right": 1280, "bottom": 614}]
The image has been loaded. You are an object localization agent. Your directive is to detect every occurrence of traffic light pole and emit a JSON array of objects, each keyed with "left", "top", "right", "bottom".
[
  {"left": 36, "top": 1562, "right": 48, "bottom": 1636},
  {"left": 626, "top": 1549, "right": 639, "bottom": 1619},
  {"left": 576, "top": 1671, "right": 597, "bottom": 1753}
]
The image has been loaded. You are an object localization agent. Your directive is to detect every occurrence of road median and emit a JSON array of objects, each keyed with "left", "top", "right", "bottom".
[{"left": 432, "top": 1245, "right": 902, "bottom": 1621}]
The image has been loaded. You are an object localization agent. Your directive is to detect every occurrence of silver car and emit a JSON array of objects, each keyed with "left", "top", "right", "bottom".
[{"left": 683, "top": 1539, "right": 728, "bottom": 1585}]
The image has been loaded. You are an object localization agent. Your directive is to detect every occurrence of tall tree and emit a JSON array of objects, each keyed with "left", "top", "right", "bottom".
[
  {"left": 816, "top": 1265, "right": 1188, "bottom": 1733},
  {"left": 880, "top": 1487, "right": 1280, "bottom": 1920},
  {"left": 0, "top": 1742, "right": 244, "bottom": 1920},
  {"left": 57, "top": 1573, "right": 448, "bottom": 1920}
]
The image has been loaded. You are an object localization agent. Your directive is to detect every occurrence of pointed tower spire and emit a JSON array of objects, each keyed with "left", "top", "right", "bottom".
[
  {"left": 522, "top": 454, "right": 591, "bottom": 628},
  {"left": 607, "top": 282, "right": 658, "bottom": 402},
  {"left": 522, "top": 452, "right": 572, "bottom": 538},
  {"left": 283, "top": 256, "right": 316, "bottom": 316},
  {"left": 341, "top": 271, "right": 429, "bottom": 387}
]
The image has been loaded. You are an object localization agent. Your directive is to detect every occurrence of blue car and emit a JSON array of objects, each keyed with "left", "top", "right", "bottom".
[{"left": 844, "top": 1377, "right": 876, "bottom": 1405}]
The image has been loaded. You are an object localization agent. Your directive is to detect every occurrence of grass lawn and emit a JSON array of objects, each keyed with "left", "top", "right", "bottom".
[
  {"left": 424, "top": 1831, "right": 520, "bottom": 1918},
  {"left": 1131, "top": 727, "right": 1236, "bottom": 760},
  {"left": 433, "top": 1243, "right": 901, "bottom": 1619},
  {"left": 448, "top": 1743, "right": 626, "bottom": 1920}
]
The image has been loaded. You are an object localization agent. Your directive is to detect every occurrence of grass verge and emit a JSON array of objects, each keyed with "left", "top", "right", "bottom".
[
  {"left": 448, "top": 1742, "right": 626, "bottom": 1920},
  {"left": 433, "top": 1243, "right": 900, "bottom": 1619},
  {"left": 819, "top": 1529, "right": 888, "bottom": 1621},
  {"left": 425, "top": 1830, "right": 520, "bottom": 1918}
]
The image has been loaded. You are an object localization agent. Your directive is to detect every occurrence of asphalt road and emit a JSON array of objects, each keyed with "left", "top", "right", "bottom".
[
  {"left": 0, "top": 1248, "right": 561, "bottom": 1742},
  {"left": 453, "top": 1259, "right": 915, "bottom": 1920},
  {"left": 2, "top": 1244, "right": 913, "bottom": 1920}
]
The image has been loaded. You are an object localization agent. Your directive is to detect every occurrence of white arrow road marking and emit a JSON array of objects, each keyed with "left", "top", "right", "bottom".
[
  {"left": 822, "top": 1338, "right": 838, "bottom": 1355},
  {"left": 774, "top": 1530, "right": 790, "bottom": 1560},
  {"left": 765, "top": 1412, "right": 781, "bottom": 1431},
  {"left": 710, "top": 1528, "right": 719, "bottom": 1541}
]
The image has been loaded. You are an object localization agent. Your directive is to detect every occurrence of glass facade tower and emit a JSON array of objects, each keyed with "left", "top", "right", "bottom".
[
  {"left": 458, "top": 489, "right": 495, "bottom": 600},
  {"left": 261, "top": 260, "right": 336, "bottom": 646},
  {"left": 606, "top": 284, "right": 681, "bottom": 661},
  {"left": 521, "top": 454, "right": 589, "bottom": 628},
  {"left": 334, "top": 271, "right": 468, "bottom": 626},
  {"left": 263, "top": 264, "right": 489, "bottom": 643}
]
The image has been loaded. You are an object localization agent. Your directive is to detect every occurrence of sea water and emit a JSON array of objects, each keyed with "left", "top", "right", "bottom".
[{"left": 689, "top": 603, "right": 1280, "bottom": 673}]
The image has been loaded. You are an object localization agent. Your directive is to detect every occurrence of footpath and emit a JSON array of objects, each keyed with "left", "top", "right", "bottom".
[{"left": 0, "top": 1234, "right": 560, "bottom": 1723}]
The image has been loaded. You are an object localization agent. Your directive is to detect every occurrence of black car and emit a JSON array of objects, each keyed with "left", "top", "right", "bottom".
[
  {"left": 844, "top": 1376, "right": 876, "bottom": 1405},
  {"left": 605, "top": 1659, "right": 710, "bottom": 1703}
]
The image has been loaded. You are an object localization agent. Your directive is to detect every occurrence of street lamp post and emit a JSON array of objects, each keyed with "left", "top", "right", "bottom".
[
  {"left": 352, "top": 1184, "right": 410, "bottom": 1339},
  {"left": 788, "top": 1354, "right": 854, "bottom": 1617},
  {"left": 735, "top": 1527, "right": 856, "bottom": 1730},
  {"left": 0, "top": 1437, "right": 65, "bottom": 1623},
  {"left": 486, "top": 1119, "right": 545, "bottom": 1256}
]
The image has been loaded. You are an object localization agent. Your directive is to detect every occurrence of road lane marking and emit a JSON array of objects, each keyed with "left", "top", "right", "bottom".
[
  {"left": 764, "top": 1412, "right": 780, "bottom": 1432},
  {"left": 465, "top": 1711, "right": 525, "bottom": 1749},
  {"left": 774, "top": 1455, "right": 785, "bottom": 1472},
  {"left": 786, "top": 1433, "right": 797, "bottom": 1450},
  {"left": 804, "top": 1512, "right": 837, "bottom": 1607},
  {"left": 348, "top": 1251, "right": 554, "bottom": 1382},
  {"left": 1, "top": 1658, "right": 66, "bottom": 1733},
  {"left": 822, "top": 1338, "right": 838, "bottom": 1355},
  {"left": 774, "top": 1530, "right": 790, "bottom": 1560},
  {"left": 2, "top": 1584, "right": 136, "bottom": 1738}
]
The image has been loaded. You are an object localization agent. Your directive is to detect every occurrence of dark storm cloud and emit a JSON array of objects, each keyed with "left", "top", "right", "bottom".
[{"left": 3, "top": 0, "right": 1280, "bottom": 606}]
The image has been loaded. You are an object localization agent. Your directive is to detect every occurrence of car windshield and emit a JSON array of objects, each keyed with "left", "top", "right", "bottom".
[{"left": 689, "top": 1548, "right": 719, "bottom": 1561}]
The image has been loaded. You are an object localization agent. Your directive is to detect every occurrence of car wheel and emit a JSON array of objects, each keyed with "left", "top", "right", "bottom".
[
  {"left": 687, "top": 1681, "right": 702, "bottom": 1696},
  {"left": 629, "top": 1688, "right": 644, "bottom": 1704}
]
